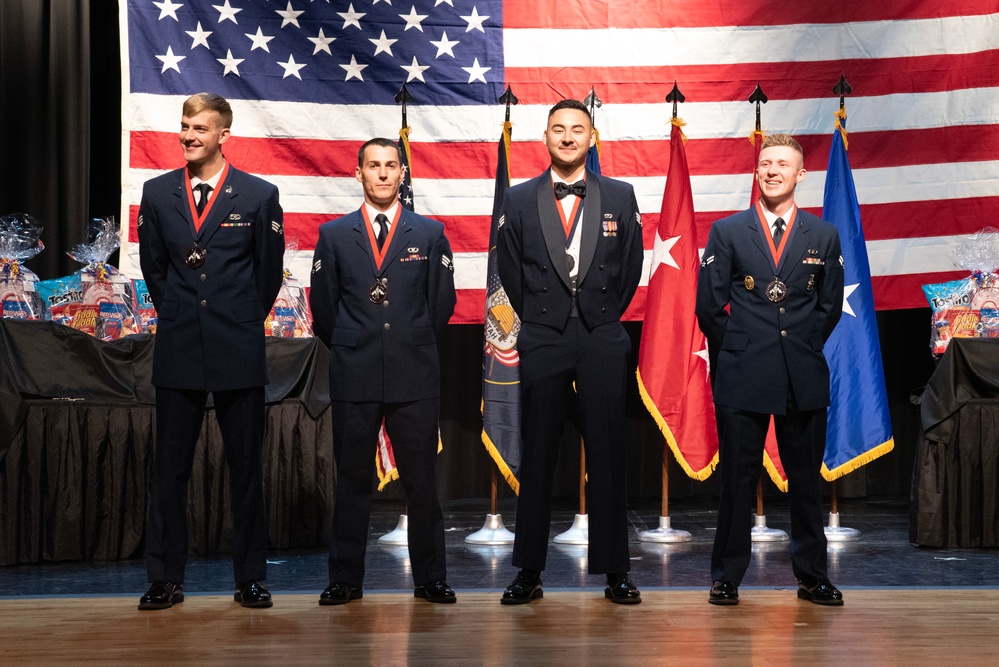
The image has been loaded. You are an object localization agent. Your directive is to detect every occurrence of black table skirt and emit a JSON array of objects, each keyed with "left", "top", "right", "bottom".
[
  {"left": 910, "top": 338, "right": 999, "bottom": 547},
  {"left": 0, "top": 319, "right": 334, "bottom": 565},
  {"left": 0, "top": 400, "right": 332, "bottom": 565}
]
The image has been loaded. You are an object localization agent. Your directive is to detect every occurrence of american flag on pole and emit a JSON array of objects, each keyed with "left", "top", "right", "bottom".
[{"left": 120, "top": 1, "right": 999, "bottom": 322}]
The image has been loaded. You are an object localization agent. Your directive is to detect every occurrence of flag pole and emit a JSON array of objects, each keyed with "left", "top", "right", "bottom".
[
  {"left": 467, "top": 85, "right": 520, "bottom": 546},
  {"left": 378, "top": 82, "right": 418, "bottom": 547},
  {"left": 639, "top": 81, "right": 693, "bottom": 544},
  {"left": 553, "top": 87, "right": 604, "bottom": 547},
  {"left": 823, "top": 73, "right": 862, "bottom": 543},
  {"left": 745, "top": 82, "right": 789, "bottom": 543}
]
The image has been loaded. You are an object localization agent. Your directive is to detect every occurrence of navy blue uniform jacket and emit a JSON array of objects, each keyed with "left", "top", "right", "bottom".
[
  {"left": 137, "top": 166, "right": 285, "bottom": 391},
  {"left": 496, "top": 169, "right": 644, "bottom": 330},
  {"left": 695, "top": 207, "right": 844, "bottom": 415},
  {"left": 309, "top": 208, "right": 456, "bottom": 403}
]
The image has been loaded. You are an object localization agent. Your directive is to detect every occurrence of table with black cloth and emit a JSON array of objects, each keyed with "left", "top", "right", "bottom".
[
  {"left": 0, "top": 319, "right": 332, "bottom": 566},
  {"left": 910, "top": 337, "right": 999, "bottom": 547}
]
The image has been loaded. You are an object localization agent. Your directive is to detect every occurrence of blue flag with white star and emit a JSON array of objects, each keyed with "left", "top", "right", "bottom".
[{"left": 821, "top": 125, "right": 894, "bottom": 479}]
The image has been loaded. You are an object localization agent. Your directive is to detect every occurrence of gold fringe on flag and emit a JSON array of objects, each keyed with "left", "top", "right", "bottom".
[
  {"left": 822, "top": 437, "right": 894, "bottom": 482},
  {"left": 748, "top": 128, "right": 767, "bottom": 145},
  {"left": 762, "top": 453, "right": 790, "bottom": 493},
  {"left": 399, "top": 124, "right": 413, "bottom": 171},
  {"left": 670, "top": 116, "right": 688, "bottom": 143},
  {"left": 593, "top": 126, "right": 601, "bottom": 157},
  {"left": 635, "top": 367, "right": 718, "bottom": 482},
  {"left": 501, "top": 120, "right": 512, "bottom": 183},
  {"left": 833, "top": 107, "right": 849, "bottom": 150},
  {"left": 480, "top": 399, "right": 521, "bottom": 495}
]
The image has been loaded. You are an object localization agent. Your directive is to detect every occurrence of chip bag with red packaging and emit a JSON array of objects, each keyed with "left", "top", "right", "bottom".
[{"left": 66, "top": 217, "right": 137, "bottom": 340}]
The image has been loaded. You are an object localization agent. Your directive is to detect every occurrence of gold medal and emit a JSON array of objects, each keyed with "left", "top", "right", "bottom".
[
  {"left": 744, "top": 275, "right": 755, "bottom": 291},
  {"left": 765, "top": 278, "right": 787, "bottom": 303}
]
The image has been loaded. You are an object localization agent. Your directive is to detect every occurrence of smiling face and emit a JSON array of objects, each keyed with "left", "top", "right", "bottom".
[
  {"left": 544, "top": 107, "right": 594, "bottom": 178},
  {"left": 755, "top": 145, "right": 806, "bottom": 211},
  {"left": 356, "top": 144, "right": 403, "bottom": 211},
  {"left": 179, "top": 109, "right": 229, "bottom": 172}
]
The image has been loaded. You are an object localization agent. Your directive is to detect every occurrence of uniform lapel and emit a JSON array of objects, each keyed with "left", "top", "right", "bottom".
[
  {"left": 575, "top": 169, "right": 601, "bottom": 284},
  {"left": 781, "top": 212, "right": 811, "bottom": 279},
  {"left": 196, "top": 168, "right": 237, "bottom": 246},
  {"left": 172, "top": 170, "right": 197, "bottom": 239},
  {"left": 350, "top": 209, "right": 379, "bottom": 275},
  {"left": 382, "top": 210, "right": 413, "bottom": 273},
  {"left": 535, "top": 170, "right": 572, "bottom": 290},
  {"left": 748, "top": 207, "right": 773, "bottom": 271}
]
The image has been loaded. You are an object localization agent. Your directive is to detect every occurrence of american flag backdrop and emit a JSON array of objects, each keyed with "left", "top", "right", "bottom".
[{"left": 120, "top": 1, "right": 999, "bottom": 322}]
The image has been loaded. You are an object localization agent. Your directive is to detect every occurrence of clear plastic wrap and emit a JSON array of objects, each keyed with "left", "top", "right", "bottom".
[
  {"left": 923, "top": 228, "right": 999, "bottom": 354},
  {"left": 0, "top": 213, "right": 49, "bottom": 320},
  {"left": 66, "top": 217, "right": 138, "bottom": 340},
  {"left": 265, "top": 268, "right": 313, "bottom": 338}
]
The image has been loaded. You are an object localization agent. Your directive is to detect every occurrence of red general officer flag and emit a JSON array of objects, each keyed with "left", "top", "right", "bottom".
[{"left": 637, "top": 118, "right": 718, "bottom": 480}]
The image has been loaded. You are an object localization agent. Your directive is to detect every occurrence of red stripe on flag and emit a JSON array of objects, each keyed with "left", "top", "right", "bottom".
[
  {"left": 506, "top": 51, "right": 999, "bottom": 105},
  {"left": 453, "top": 289, "right": 486, "bottom": 324},
  {"left": 872, "top": 271, "right": 969, "bottom": 310},
  {"left": 132, "top": 122, "right": 999, "bottom": 182},
  {"left": 502, "top": 0, "right": 997, "bottom": 29}
]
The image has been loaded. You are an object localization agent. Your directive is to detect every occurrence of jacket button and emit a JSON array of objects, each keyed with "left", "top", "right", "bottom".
[
  {"left": 601, "top": 287, "right": 607, "bottom": 293},
  {"left": 383, "top": 323, "right": 391, "bottom": 330},
  {"left": 541, "top": 308, "right": 548, "bottom": 314},
  {"left": 601, "top": 307, "right": 606, "bottom": 313},
  {"left": 541, "top": 265, "right": 547, "bottom": 272},
  {"left": 200, "top": 300, "right": 207, "bottom": 307},
  {"left": 780, "top": 330, "right": 787, "bottom": 337},
  {"left": 542, "top": 287, "right": 547, "bottom": 293},
  {"left": 383, "top": 300, "right": 390, "bottom": 307},
  {"left": 200, "top": 274, "right": 207, "bottom": 281},
  {"left": 599, "top": 264, "right": 605, "bottom": 270},
  {"left": 779, "top": 307, "right": 785, "bottom": 314}
]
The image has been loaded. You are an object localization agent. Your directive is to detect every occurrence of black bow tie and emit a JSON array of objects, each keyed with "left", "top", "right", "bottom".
[{"left": 554, "top": 180, "right": 586, "bottom": 200}]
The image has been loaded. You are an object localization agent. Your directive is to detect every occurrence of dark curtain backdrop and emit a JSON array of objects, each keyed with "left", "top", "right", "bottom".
[
  {"left": 0, "top": 0, "right": 120, "bottom": 279},
  {"left": 0, "top": 0, "right": 938, "bottom": 501}
]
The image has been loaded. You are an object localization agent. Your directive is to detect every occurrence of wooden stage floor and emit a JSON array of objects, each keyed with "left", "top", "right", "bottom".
[
  {"left": 1, "top": 589, "right": 996, "bottom": 665},
  {"left": 3, "top": 499, "right": 998, "bottom": 664}
]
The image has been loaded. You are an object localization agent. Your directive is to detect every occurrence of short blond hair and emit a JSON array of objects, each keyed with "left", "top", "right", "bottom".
[
  {"left": 760, "top": 133, "right": 803, "bottom": 158},
  {"left": 182, "top": 93, "right": 233, "bottom": 130}
]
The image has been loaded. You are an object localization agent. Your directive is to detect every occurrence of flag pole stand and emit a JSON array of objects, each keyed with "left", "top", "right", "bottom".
[
  {"left": 378, "top": 505, "right": 409, "bottom": 545},
  {"left": 640, "top": 452, "right": 691, "bottom": 543},
  {"left": 824, "top": 480, "right": 860, "bottom": 541},
  {"left": 751, "top": 479, "right": 788, "bottom": 542},
  {"left": 553, "top": 441, "right": 588, "bottom": 544},
  {"left": 465, "top": 468, "right": 515, "bottom": 545}
]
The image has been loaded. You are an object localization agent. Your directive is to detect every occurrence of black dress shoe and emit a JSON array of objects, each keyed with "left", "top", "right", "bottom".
[
  {"left": 797, "top": 580, "right": 844, "bottom": 606},
  {"left": 234, "top": 580, "right": 273, "bottom": 608},
  {"left": 138, "top": 580, "right": 184, "bottom": 610},
  {"left": 604, "top": 573, "right": 642, "bottom": 605},
  {"left": 501, "top": 570, "right": 543, "bottom": 605},
  {"left": 319, "top": 582, "right": 363, "bottom": 606},
  {"left": 414, "top": 579, "right": 457, "bottom": 603},
  {"left": 709, "top": 580, "right": 739, "bottom": 606}
]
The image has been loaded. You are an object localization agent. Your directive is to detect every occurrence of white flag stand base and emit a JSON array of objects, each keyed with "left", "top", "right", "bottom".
[
  {"left": 377, "top": 514, "right": 409, "bottom": 545},
  {"left": 464, "top": 514, "right": 516, "bottom": 545},
  {"left": 552, "top": 514, "right": 589, "bottom": 545},
  {"left": 751, "top": 513, "right": 789, "bottom": 542},
  {"left": 639, "top": 516, "right": 692, "bottom": 543},
  {"left": 824, "top": 512, "right": 861, "bottom": 542}
]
